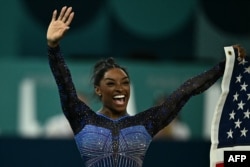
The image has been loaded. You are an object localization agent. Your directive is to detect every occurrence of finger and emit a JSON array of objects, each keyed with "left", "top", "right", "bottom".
[
  {"left": 233, "top": 44, "right": 240, "bottom": 55},
  {"left": 237, "top": 46, "right": 246, "bottom": 58},
  {"left": 51, "top": 10, "right": 57, "bottom": 22},
  {"left": 65, "top": 12, "right": 75, "bottom": 26},
  {"left": 62, "top": 7, "right": 73, "bottom": 22},
  {"left": 239, "top": 47, "right": 246, "bottom": 58},
  {"left": 233, "top": 45, "right": 246, "bottom": 59},
  {"left": 58, "top": 6, "right": 67, "bottom": 20}
]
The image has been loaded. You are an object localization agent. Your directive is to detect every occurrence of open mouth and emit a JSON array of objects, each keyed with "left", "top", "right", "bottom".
[{"left": 113, "top": 95, "right": 126, "bottom": 105}]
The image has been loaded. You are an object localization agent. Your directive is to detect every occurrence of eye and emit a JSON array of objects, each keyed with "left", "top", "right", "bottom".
[
  {"left": 106, "top": 82, "right": 115, "bottom": 86},
  {"left": 123, "top": 80, "right": 130, "bottom": 85}
]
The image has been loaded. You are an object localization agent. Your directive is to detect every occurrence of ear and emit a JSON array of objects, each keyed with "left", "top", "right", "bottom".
[{"left": 95, "top": 86, "right": 101, "bottom": 96}]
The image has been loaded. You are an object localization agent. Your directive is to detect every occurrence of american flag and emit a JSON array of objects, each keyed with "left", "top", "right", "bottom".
[{"left": 210, "top": 46, "right": 250, "bottom": 167}]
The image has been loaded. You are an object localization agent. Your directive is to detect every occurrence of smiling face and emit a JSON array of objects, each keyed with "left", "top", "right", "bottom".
[{"left": 95, "top": 68, "right": 130, "bottom": 118}]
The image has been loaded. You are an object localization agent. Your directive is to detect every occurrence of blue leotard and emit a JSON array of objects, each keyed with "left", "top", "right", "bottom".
[{"left": 48, "top": 46, "right": 225, "bottom": 167}]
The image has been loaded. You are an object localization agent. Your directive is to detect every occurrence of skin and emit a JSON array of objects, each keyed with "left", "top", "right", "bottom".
[
  {"left": 233, "top": 44, "right": 246, "bottom": 59},
  {"left": 47, "top": 6, "right": 74, "bottom": 48},
  {"left": 95, "top": 68, "right": 130, "bottom": 119},
  {"left": 47, "top": 6, "right": 247, "bottom": 120},
  {"left": 47, "top": 6, "right": 131, "bottom": 119}
]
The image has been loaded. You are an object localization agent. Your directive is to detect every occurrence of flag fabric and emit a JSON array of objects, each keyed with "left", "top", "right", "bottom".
[{"left": 210, "top": 46, "right": 250, "bottom": 167}]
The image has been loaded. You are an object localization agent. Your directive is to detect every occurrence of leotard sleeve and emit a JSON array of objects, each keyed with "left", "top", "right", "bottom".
[
  {"left": 136, "top": 60, "right": 226, "bottom": 137},
  {"left": 48, "top": 46, "right": 94, "bottom": 134}
]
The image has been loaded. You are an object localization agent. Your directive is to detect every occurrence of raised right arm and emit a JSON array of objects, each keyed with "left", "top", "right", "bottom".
[{"left": 47, "top": 7, "right": 94, "bottom": 135}]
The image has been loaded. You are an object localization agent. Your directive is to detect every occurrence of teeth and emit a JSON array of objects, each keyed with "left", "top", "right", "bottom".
[{"left": 113, "top": 95, "right": 125, "bottom": 99}]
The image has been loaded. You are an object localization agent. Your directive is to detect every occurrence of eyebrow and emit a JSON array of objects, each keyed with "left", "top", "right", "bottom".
[{"left": 104, "top": 77, "right": 129, "bottom": 81}]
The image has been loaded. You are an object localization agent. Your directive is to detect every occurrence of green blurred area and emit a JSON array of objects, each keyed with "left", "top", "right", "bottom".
[
  {"left": 0, "top": 0, "right": 249, "bottom": 139},
  {"left": 0, "top": 58, "right": 210, "bottom": 138}
]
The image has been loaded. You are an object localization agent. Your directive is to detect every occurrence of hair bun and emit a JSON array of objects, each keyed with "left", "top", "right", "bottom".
[
  {"left": 94, "top": 57, "right": 116, "bottom": 72},
  {"left": 105, "top": 57, "right": 115, "bottom": 65},
  {"left": 91, "top": 57, "right": 129, "bottom": 86}
]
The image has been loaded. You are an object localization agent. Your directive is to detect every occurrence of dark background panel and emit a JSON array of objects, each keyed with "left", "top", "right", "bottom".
[
  {"left": 200, "top": 0, "right": 250, "bottom": 36},
  {"left": 109, "top": 13, "right": 196, "bottom": 61}
]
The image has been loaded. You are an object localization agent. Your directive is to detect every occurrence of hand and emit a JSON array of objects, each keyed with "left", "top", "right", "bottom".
[
  {"left": 46, "top": 6, "right": 74, "bottom": 48},
  {"left": 233, "top": 44, "right": 246, "bottom": 60}
]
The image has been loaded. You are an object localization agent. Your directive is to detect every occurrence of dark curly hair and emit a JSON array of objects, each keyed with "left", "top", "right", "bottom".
[{"left": 91, "top": 57, "right": 129, "bottom": 87}]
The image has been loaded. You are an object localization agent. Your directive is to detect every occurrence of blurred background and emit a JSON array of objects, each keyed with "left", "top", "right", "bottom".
[{"left": 0, "top": 0, "right": 250, "bottom": 166}]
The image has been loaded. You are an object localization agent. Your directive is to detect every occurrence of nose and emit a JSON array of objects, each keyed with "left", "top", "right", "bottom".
[{"left": 115, "top": 83, "right": 124, "bottom": 92}]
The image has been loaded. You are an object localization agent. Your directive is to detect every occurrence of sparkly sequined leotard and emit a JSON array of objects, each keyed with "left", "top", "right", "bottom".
[{"left": 48, "top": 46, "right": 225, "bottom": 167}]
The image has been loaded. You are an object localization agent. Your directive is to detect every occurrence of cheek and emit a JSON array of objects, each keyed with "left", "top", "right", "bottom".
[
  {"left": 126, "top": 85, "right": 131, "bottom": 93},
  {"left": 101, "top": 87, "right": 113, "bottom": 97}
]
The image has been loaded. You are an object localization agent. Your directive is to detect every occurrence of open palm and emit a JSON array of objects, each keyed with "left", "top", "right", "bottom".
[{"left": 47, "top": 6, "right": 74, "bottom": 47}]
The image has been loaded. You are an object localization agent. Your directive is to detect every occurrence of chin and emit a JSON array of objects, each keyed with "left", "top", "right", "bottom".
[{"left": 114, "top": 107, "right": 127, "bottom": 114}]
